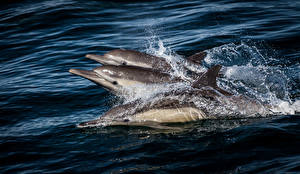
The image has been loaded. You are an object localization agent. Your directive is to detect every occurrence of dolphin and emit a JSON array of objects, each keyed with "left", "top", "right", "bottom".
[
  {"left": 69, "top": 65, "right": 231, "bottom": 96},
  {"left": 69, "top": 65, "right": 184, "bottom": 95},
  {"left": 93, "top": 65, "right": 183, "bottom": 87},
  {"left": 77, "top": 86, "right": 268, "bottom": 128},
  {"left": 77, "top": 89, "right": 214, "bottom": 128},
  {"left": 86, "top": 49, "right": 171, "bottom": 70},
  {"left": 86, "top": 49, "right": 207, "bottom": 74},
  {"left": 76, "top": 65, "right": 243, "bottom": 128}
]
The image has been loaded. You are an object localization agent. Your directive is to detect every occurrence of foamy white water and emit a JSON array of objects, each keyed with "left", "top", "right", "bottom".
[{"left": 116, "top": 39, "right": 300, "bottom": 117}]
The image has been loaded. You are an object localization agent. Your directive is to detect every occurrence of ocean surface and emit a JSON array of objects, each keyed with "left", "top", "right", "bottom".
[{"left": 1, "top": 0, "right": 300, "bottom": 173}]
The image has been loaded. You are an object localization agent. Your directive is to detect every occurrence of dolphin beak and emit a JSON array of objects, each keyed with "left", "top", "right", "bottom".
[
  {"left": 69, "top": 68, "right": 108, "bottom": 86},
  {"left": 86, "top": 54, "right": 118, "bottom": 65},
  {"left": 77, "top": 119, "right": 102, "bottom": 128},
  {"left": 69, "top": 68, "right": 121, "bottom": 94},
  {"left": 69, "top": 69, "right": 99, "bottom": 79}
]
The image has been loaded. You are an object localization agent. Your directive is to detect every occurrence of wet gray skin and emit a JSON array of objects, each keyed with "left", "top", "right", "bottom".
[
  {"left": 93, "top": 65, "right": 183, "bottom": 87},
  {"left": 86, "top": 49, "right": 207, "bottom": 74},
  {"left": 192, "top": 65, "right": 232, "bottom": 96},
  {"left": 86, "top": 49, "right": 172, "bottom": 70},
  {"left": 69, "top": 65, "right": 184, "bottom": 95},
  {"left": 69, "top": 65, "right": 231, "bottom": 97},
  {"left": 77, "top": 87, "right": 268, "bottom": 128},
  {"left": 77, "top": 66, "right": 238, "bottom": 128},
  {"left": 77, "top": 89, "right": 214, "bottom": 128},
  {"left": 69, "top": 69, "right": 124, "bottom": 94}
]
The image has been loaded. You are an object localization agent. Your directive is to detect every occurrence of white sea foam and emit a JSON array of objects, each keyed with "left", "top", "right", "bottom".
[
  {"left": 116, "top": 39, "right": 298, "bottom": 118},
  {"left": 270, "top": 100, "right": 300, "bottom": 115}
]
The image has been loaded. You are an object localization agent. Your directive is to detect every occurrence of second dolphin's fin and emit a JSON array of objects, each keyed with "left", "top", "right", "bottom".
[
  {"left": 192, "top": 65, "right": 232, "bottom": 96},
  {"left": 186, "top": 51, "right": 207, "bottom": 65}
]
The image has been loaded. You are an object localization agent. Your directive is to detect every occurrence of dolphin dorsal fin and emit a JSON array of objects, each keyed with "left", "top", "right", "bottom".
[
  {"left": 192, "top": 65, "right": 233, "bottom": 96},
  {"left": 186, "top": 51, "right": 207, "bottom": 65},
  {"left": 192, "top": 65, "right": 222, "bottom": 88}
]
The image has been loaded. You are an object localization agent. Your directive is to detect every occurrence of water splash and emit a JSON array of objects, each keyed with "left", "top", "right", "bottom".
[
  {"left": 204, "top": 41, "right": 299, "bottom": 115},
  {"left": 145, "top": 35, "right": 203, "bottom": 81},
  {"left": 109, "top": 38, "right": 299, "bottom": 121},
  {"left": 120, "top": 82, "right": 191, "bottom": 103}
]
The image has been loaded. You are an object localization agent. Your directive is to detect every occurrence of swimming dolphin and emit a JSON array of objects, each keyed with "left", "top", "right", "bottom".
[
  {"left": 86, "top": 49, "right": 171, "bottom": 70},
  {"left": 93, "top": 65, "right": 183, "bottom": 87},
  {"left": 77, "top": 89, "right": 214, "bottom": 128},
  {"left": 69, "top": 64, "right": 231, "bottom": 97},
  {"left": 86, "top": 49, "right": 207, "bottom": 74},
  {"left": 69, "top": 65, "right": 184, "bottom": 95},
  {"left": 77, "top": 86, "right": 268, "bottom": 128}
]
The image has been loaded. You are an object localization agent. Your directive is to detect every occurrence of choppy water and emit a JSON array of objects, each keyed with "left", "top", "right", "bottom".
[{"left": 1, "top": 0, "right": 300, "bottom": 173}]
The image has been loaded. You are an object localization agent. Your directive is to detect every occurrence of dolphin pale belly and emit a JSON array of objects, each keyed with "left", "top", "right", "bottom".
[{"left": 77, "top": 107, "right": 207, "bottom": 128}]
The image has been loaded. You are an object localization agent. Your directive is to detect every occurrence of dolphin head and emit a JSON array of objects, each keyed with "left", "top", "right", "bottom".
[
  {"left": 86, "top": 49, "right": 153, "bottom": 68},
  {"left": 93, "top": 65, "right": 127, "bottom": 85},
  {"left": 93, "top": 65, "right": 174, "bottom": 87},
  {"left": 69, "top": 69, "right": 123, "bottom": 94}
]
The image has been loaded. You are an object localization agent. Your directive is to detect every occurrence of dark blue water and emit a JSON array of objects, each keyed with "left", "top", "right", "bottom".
[{"left": 1, "top": 0, "right": 300, "bottom": 173}]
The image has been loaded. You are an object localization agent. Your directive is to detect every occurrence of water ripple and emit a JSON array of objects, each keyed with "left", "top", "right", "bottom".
[{"left": 1, "top": 0, "right": 300, "bottom": 173}]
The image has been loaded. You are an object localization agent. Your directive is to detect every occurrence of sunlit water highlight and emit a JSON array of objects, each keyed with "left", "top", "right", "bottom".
[{"left": 1, "top": 0, "right": 299, "bottom": 173}]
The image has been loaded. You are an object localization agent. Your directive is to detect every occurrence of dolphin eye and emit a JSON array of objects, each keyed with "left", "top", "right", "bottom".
[
  {"left": 112, "top": 81, "right": 118, "bottom": 85},
  {"left": 122, "top": 62, "right": 127, "bottom": 65}
]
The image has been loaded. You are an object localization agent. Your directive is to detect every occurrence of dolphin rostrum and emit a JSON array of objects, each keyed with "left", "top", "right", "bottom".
[{"left": 69, "top": 69, "right": 124, "bottom": 95}]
